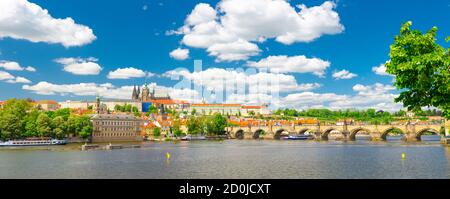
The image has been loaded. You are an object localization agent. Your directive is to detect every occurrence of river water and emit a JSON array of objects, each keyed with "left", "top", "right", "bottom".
[{"left": 0, "top": 136, "right": 449, "bottom": 179}]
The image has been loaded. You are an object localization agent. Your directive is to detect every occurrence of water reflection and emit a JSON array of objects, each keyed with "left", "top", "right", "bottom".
[{"left": 0, "top": 140, "right": 448, "bottom": 179}]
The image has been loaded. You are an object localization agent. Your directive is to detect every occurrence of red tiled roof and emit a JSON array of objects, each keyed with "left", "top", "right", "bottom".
[
  {"left": 35, "top": 100, "right": 59, "bottom": 105},
  {"left": 191, "top": 103, "right": 241, "bottom": 107},
  {"left": 149, "top": 99, "right": 190, "bottom": 105},
  {"left": 149, "top": 99, "right": 176, "bottom": 104},
  {"left": 142, "top": 121, "right": 157, "bottom": 128},
  {"left": 241, "top": 105, "right": 263, "bottom": 109}
]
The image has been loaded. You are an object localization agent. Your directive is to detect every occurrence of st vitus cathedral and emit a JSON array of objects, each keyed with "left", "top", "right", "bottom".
[{"left": 131, "top": 83, "right": 171, "bottom": 102}]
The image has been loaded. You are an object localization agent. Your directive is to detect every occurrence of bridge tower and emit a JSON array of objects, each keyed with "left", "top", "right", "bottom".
[
  {"left": 341, "top": 120, "right": 350, "bottom": 141},
  {"left": 314, "top": 121, "right": 322, "bottom": 140}
]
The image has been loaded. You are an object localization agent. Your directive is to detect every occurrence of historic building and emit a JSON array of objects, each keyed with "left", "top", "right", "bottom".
[
  {"left": 190, "top": 103, "right": 242, "bottom": 116},
  {"left": 241, "top": 104, "right": 271, "bottom": 116},
  {"left": 59, "top": 100, "right": 92, "bottom": 110},
  {"left": 132, "top": 83, "right": 171, "bottom": 102},
  {"left": 34, "top": 100, "right": 60, "bottom": 111},
  {"left": 91, "top": 114, "right": 143, "bottom": 142},
  {"left": 190, "top": 103, "right": 270, "bottom": 116}
]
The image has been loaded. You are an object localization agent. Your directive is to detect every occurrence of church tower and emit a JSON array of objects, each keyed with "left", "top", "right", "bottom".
[
  {"left": 137, "top": 86, "right": 140, "bottom": 99},
  {"left": 131, "top": 85, "right": 137, "bottom": 100},
  {"left": 141, "top": 83, "right": 150, "bottom": 102}
]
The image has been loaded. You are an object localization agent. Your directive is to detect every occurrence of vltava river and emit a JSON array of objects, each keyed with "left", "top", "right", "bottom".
[{"left": 0, "top": 137, "right": 449, "bottom": 179}]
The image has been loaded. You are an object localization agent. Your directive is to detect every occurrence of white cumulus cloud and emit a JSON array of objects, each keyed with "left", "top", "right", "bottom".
[
  {"left": 0, "top": 60, "right": 36, "bottom": 71},
  {"left": 22, "top": 81, "right": 200, "bottom": 102},
  {"left": 163, "top": 67, "right": 322, "bottom": 104},
  {"left": 332, "top": 69, "right": 357, "bottom": 80},
  {"left": 246, "top": 55, "right": 330, "bottom": 76},
  {"left": 0, "top": 70, "right": 31, "bottom": 84},
  {"left": 0, "top": 0, "right": 96, "bottom": 47},
  {"left": 169, "top": 48, "right": 190, "bottom": 60},
  {"left": 6, "top": 76, "right": 31, "bottom": 84},
  {"left": 0, "top": 71, "right": 14, "bottom": 80},
  {"left": 372, "top": 64, "right": 393, "bottom": 76},
  {"left": 107, "top": 67, "right": 151, "bottom": 79},
  {"left": 55, "top": 57, "right": 102, "bottom": 75},
  {"left": 276, "top": 83, "right": 402, "bottom": 112},
  {"left": 171, "top": 0, "right": 344, "bottom": 62}
]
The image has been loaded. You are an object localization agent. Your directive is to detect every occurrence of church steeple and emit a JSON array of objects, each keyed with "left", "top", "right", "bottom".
[
  {"left": 136, "top": 86, "right": 140, "bottom": 99},
  {"left": 131, "top": 85, "right": 137, "bottom": 100}
]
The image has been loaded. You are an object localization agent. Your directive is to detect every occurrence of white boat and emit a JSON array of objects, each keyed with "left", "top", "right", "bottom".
[
  {"left": 281, "top": 134, "right": 311, "bottom": 140},
  {"left": 180, "top": 135, "right": 206, "bottom": 141},
  {"left": 0, "top": 139, "right": 67, "bottom": 147}
]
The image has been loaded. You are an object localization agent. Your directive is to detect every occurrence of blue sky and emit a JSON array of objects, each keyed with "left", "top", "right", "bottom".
[{"left": 0, "top": 0, "right": 449, "bottom": 111}]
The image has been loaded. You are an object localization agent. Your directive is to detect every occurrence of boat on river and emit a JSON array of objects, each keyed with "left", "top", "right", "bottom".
[
  {"left": 181, "top": 135, "right": 207, "bottom": 141},
  {"left": 281, "top": 134, "right": 311, "bottom": 140},
  {"left": 0, "top": 138, "right": 67, "bottom": 147}
]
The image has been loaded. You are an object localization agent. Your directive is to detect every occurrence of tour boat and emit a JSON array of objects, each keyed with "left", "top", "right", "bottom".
[
  {"left": 180, "top": 135, "right": 207, "bottom": 141},
  {"left": 281, "top": 135, "right": 311, "bottom": 140},
  {"left": 0, "top": 139, "right": 67, "bottom": 147}
]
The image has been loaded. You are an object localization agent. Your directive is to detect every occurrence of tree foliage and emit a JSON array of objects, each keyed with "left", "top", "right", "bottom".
[
  {"left": 186, "top": 113, "right": 228, "bottom": 135},
  {"left": 0, "top": 99, "right": 93, "bottom": 141},
  {"left": 153, "top": 127, "right": 161, "bottom": 137},
  {"left": 385, "top": 21, "right": 450, "bottom": 118},
  {"left": 274, "top": 108, "right": 395, "bottom": 124}
]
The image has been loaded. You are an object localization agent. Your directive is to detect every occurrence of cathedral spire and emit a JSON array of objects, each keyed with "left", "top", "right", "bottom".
[
  {"left": 132, "top": 84, "right": 137, "bottom": 100},
  {"left": 137, "top": 86, "right": 140, "bottom": 97}
]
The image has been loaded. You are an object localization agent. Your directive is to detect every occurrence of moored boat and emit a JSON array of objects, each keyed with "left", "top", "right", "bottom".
[
  {"left": 281, "top": 134, "right": 311, "bottom": 140},
  {"left": 181, "top": 135, "right": 207, "bottom": 141},
  {"left": 0, "top": 138, "right": 67, "bottom": 147}
]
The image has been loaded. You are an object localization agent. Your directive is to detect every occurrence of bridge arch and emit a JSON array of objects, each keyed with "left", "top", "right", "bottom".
[
  {"left": 235, "top": 129, "right": 245, "bottom": 140},
  {"left": 349, "top": 128, "right": 371, "bottom": 140},
  {"left": 274, "top": 129, "right": 288, "bottom": 140},
  {"left": 253, "top": 129, "right": 265, "bottom": 139},
  {"left": 381, "top": 127, "right": 405, "bottom": 141},
  {"left": 321, "top": 128, "right": 343, "bottom": 140},
  {"left": 415, "top": 128, "right": 440, "bottom": 140},
  {"left": 298, "top": 128, "right": 312, "bottom": 135}
]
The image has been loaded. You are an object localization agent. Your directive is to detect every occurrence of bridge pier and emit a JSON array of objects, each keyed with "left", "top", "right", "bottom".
[
  {"left": 404, "top": 134, "right": 420, "bottom": 142},
  {"left": 370, "top": 132, "right": 383, "bottom": 141}
]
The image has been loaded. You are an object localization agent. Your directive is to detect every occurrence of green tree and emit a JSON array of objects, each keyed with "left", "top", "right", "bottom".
[
  {"left": 79, "top": 125, "right": 92, "bottom": 139},
  {"left": 0, "top": 113, "right": 23, "bottom": 140},
  {"left": 36, "top": 113, "right": 52, "bottom": 137},
  {"left": 54, "top": 108, "right": 71, "bottom": 120},
  {"left": 153, "top": 127, "right": 161, "bottom": 137},
  {"left": 206, "top": 113, "right": 228, "bottom": 135},
  {"left": 132, "top": 106, "right": 139, "bottom": 113},
  {"left": 23, "top": 109, "right": 39, "bottom": 137},
  {"left": 114, "top": 104, "right": 122, "bottom": 112},
  {"left": 149, "top": 105, "right": 158, "bottom": 114},
  {"left": 66, "top": 115, "right": 92, "bottom": 137},
  {"left": 125, "top": 104, "right": 132, "bottom": 112},
  {"left": 248, "top": 111, "right": 256, "bottom": 117},
  {"left": 52, "top": 116, "right": 67, "bottom": 138},
  {"left": 385, "top": 21, "right": 450, "bottom": 118},
  {"left": 132, "top": 106, "right": 140, "bottom": 117},
  {"left": 187, "top": 116, "right": 201, "bottom": 135},
  {"left": 172, "top": 118, "right": 184, "bottom": 137}
]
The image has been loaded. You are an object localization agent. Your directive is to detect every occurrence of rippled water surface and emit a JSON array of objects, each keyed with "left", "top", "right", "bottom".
[{"left": 0, "top": 136, "right": 449, "bottom": 179}]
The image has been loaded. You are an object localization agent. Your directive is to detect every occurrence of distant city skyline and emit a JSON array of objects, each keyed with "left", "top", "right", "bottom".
[{"left": 0, "top": 0, "right": 449, "bottom": 111}]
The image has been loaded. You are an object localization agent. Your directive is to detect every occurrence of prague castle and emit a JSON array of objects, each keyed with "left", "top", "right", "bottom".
[{"left": 131, "top": 83, "right": 171, "bottom": 102}]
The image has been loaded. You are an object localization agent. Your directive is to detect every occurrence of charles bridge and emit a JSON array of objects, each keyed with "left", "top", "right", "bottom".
[{"left": 225, "top": 122, "right": 444, "bottom": 142}]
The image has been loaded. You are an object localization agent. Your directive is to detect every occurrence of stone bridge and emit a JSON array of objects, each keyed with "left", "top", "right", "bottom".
[{"left": 225, "top": 123, "right": 443, "bottom": 142}]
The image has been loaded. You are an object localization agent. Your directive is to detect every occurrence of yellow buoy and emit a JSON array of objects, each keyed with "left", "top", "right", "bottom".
[{"left": 401, "top": 152, "right": 405, "bottom": 160}]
